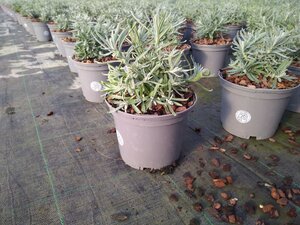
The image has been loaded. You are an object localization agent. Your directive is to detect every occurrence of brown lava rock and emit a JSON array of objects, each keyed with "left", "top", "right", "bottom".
[
  {"left": 111, "top": 212, "right": 129, "bottom": 222},
  {"left": 75, "top": 136, "right": 83, "bottom": 142},
  {"left": 224, "top": 134, "right": 234, "bottom": 142},
  {"left": 193, "top": 37, "right": 232, "bottom": 45},
  {"left": 229, "top": 198, "right": 238, "bottom": 206},
  {"left": 287, "top": 207, "right": 297, "bottom": 218},
  {"left": 260, "top": 204, "right": 280, "bottom": 218},
  {"left": 107, "top": 127, "right": 116, "bottom": 133},
  {"left": 255, "top": 219, "right": 268, "bottom": 225},
  {"left": 224, "top": 71, "right": 300, "bottom": 89},
  {"left": 276, "top": 197, "right": 288, "bottom": 206},
  {"left": 47, "top": 111, "right": 54, "bottom": 116},
  {"left": 193, "top": 203, "right": 203, "bottom": 212},
  {"left": 228, "top": 214, "right": 237, "bottom": 224},
  {"left": 205, "top": 193, "right": 215, "bottom": 203},
  {"left": 209, "top": 170, "right": 220, "bottom": 179},
  {"left": 230, "top": 148, "right": 239, "bottom": 154},
  {"left": 240, "top": 143, "right": 248, "bottom": 149},
  {"left": 213, "top": 202, "right": 222, "bottom": 210},
  {"left": 271, "top": 188, "right": 280, "bottom": 200},
  {"left": 62, "top": 37, "right": 76, "bottom": 42},
  {"left": 226, "top": 176, "right": 233, "bottom": 184},
  {"left": 211, "top": 158, "right": 220, "bottom": 167},
  {"left": 169, "top": 193, "right": 179, "bottom": 202},
  {"left": 183, "top": 172, "right": 196, "bottom": 191},
  {"left": 221, "top": 192, "right": 230, "bottom": 200},
  {"left": 243, "top": 153, "right": 253, "bottom": 160},
  {"left": 223, "top": 164, "right": 232, "bottom": 172},
  {"left": 213, "top": 178, "right": 227, "bottom": 188}
]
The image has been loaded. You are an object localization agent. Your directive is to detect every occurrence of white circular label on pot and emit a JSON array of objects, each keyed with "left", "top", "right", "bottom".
[
  {"left": 24, "top": 23, "right": 27, "bottom": 27},
  {"left": 235, "top": 110, "right": 251, "bottom": 124},
  {"left": 116, "top": 130, "right": 124, "bottom": 146},
  {"left": 90, "top": 81, "right": 102, "bottom": 92},
  {"left": 43, "top": 30, "right": 49, "bottom": 36}
]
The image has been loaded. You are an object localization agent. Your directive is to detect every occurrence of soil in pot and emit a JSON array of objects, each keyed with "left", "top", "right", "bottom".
[
  {"left": 62, "top": 37, "right": 77, "bottom": 73},
  {"left": 72, "top": 56, "right": 119, "bottom": 103},
  {"left": 107, "top": 91, "right": 196, "bottom": 170},
  {"left": 191, "top": 38, "right": 232, "bottom": 76},
  {"left": 287, "top": 61, "right": 300, "bottom": 112},
  {"left": 219, "top": 69, "right": 300, "bottom": 139}
]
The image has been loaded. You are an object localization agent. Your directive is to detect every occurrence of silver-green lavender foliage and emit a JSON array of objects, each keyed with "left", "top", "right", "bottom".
[
  {"left": 228, "top": 29, "right": 298, "bottom": 87},
  {"left": 221, "top": 3, "right": 246, "bottom": 25},
  {"left": 73, "top": 14, "right": 114, "bottom": 61},
  {"left": 54, "top": 13, "right": 71, "bottom": 31},
  {"left": 95, "top": 9, "right": 208, "bottom": 114},
  {"left": 194, "top": 5, "right": 226, "bottom": 40}
]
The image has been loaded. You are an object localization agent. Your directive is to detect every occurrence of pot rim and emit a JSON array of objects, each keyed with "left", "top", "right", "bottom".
[
  {"left": 61, "top": 40, "right": 76, "bottom": 45},
  {"left": 218, "top": 71, "right": 300, "bottom": 93},
  {"left": 31, "top": 21, "right": 46, "bottom": 24},
  {"left": 71, "top": 57, "right": 120, "bottom": 66},
  {"left": 191, "top": 41, "right": 232, "bottom": 49},
  {"left": 94, "top": 59, "right": 120, "bottom": 65},
  {"left": 51, "top": 30, "right": 73, "bottom": 34},
  {"left": 224, "top": 24, "right": 243, "bottom": 28},
  {"left": 105, "top": 94, "right": 197, "bottom": 119},
  {"left": 288, "top": 65, "right": 300, "bottom": 71}
]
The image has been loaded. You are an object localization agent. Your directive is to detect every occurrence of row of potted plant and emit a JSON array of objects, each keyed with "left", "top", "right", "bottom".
[
  {"left": 5, "top": 0, "right": 300, "bottom": 78},
  {"left": 1, "top": 0, "right": 299, "bottom": 170}
]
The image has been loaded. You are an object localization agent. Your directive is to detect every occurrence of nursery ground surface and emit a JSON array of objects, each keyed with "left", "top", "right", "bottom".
[{"left": 1, "top": 9, "right": 300, "bottom": 225}]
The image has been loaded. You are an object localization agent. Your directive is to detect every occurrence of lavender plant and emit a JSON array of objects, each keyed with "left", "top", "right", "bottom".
[
  {"left": 96, "top": 9, "right": 209, "bottom": 114},
  {"left": 228, "top": 29, "right": 298, "bottom": 87}
]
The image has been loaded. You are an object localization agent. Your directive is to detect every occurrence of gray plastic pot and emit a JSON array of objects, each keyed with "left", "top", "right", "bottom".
[
  {"left": 47, "top": 23, "right": 57, "bottom": 40},
  {"left": 107, "top": 96, "right": 197, "bottom": 170},
  {"left": 287, "top": 66, "right": 300, "bottom": 113},
  {"left": 181, "top": 22, "right": 196, "bottom": 42},
  {"left": 219, "top": 73, "right": 299, "bottom": 140},
  {"left": 47, "top": 23, "right": 57, "bottom": 31},
  {"left": 32, "top": 22, "right": 51, "bottom": 42},
  {"left": 224, "top": 25, "right": 242, "bottom": 40},
  {"left": 23, "top": 18, "right": 35, "bottom": 35},
  {"left": 52, "top": 31, "right": 72, "bottom": 57},
  {"left": 20, "top": 16, "right": 26, "bottom": 26},
  {"left": 181, "top": 47, "right": 192, "bottom": 69},
  {"left": 20, "top": 17, "right": 31, "bottom": 34},
  {"left": 16, "top": 13, "right": 22, "bottom": 24},
  {"left": 62, "top": 41, "right": 77, "bottom": 73},
  {"left": 27, "top": 20, "right": 35, "bottom": 35},
  {"left": 72, "top": 59, "right": 119, "bottom": 102},
  {"left": 191, "top": 43, "right": 231, "bottom": 76},
  {"left": 12, "top": 11, "right": 18, "bottom": 22}
]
